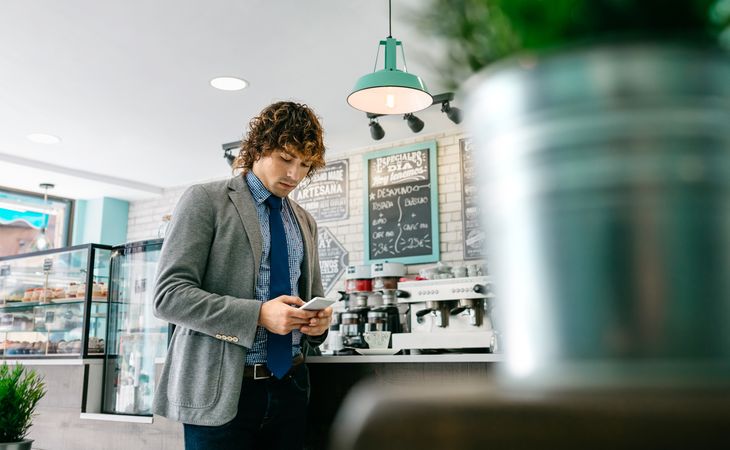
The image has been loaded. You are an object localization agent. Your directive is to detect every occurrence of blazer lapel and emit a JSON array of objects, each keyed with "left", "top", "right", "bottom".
[{"left": 228, "top": 175, "right": 263, "bottom": 278}]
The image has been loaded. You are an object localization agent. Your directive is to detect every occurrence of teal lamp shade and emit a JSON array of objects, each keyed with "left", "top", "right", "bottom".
[{"left": 348, "top": 37, "right": 433, "bottom": 114}]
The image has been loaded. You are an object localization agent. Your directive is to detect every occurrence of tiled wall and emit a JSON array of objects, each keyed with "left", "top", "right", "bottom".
[{"left": 126, "top": 129, "right": 482, "bottom": 286}]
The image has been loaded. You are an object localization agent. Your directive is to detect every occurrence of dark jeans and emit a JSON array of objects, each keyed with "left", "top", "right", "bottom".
[{"left": 184, "top": 364, "right": 310, "bottom": 450}]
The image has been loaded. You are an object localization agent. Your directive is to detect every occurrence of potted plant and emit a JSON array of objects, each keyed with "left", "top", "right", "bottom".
[
  {"left": 417, "top": 0, "right": 729, "bottom": 87},
  {"left": 0, "top": 364, "right": 46, "bottom": 450},
  {"left": 417, "top": 1, "right": 730, "bottom": 383}
]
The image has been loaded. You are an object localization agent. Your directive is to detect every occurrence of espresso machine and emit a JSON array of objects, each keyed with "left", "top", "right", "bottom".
[{"left": 391, "top": 276, "right": 497, "bottom": 352}]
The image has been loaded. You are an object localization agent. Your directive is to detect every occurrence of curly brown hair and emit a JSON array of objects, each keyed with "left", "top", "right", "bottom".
[{"left": 233, "top": 101, "right": 326, "bottom": 177}]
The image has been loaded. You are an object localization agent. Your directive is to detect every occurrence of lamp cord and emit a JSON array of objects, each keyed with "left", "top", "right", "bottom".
[{"left": 388, "top": 0, "right": 392, "bottom": 38}]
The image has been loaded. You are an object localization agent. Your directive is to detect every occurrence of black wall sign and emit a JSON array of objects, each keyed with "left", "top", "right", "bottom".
[
  {"left": 317, "top": 226, "right": 348, "bottom": 295},
  {"left": 364, "top": 141, "right": 440, "bottom": 264},
  {"left": 292, "top": 159, "right": 349, "bottom": 222},
  {"left": 460, "top": 138, "right": 486, "bottom": 260}
]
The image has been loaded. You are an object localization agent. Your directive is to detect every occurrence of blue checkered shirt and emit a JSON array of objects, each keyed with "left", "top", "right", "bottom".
[{"left": 244, "top": 171, "right": 304, "bottom": 365}]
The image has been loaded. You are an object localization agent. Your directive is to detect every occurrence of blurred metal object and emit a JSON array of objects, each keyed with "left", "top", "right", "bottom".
[
  {"left": 463, "top": 42, "right": 730, "bottom": 381},
  {"left": 331, "top": 379, "right": 730, "bottom": 450}
]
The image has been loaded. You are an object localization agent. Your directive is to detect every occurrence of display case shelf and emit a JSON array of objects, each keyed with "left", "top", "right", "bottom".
[
  {"left": 0, "top": 298, "right": 107, "bottom": 309},
  {"left": 0, "top": 244, "right": 112, "bottom": 359}
]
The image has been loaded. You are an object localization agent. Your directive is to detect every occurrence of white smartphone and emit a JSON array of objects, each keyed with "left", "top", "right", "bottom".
[{"left": 300, "top": 296, "right": 336, "bottom": 311}]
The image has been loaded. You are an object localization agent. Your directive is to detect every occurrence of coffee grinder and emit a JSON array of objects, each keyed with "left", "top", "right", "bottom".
[
  {"left": 325, "top": 291, "right": 348, "bottom": 354},
  {"left": 370, "top": 262, "right": 409, "bottom": 335},
  {"left": 340, "top": 265, "right": 373, "bottom": 350}
]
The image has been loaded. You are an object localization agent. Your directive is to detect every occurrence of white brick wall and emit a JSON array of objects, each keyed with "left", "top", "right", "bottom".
[
  {"left": 126, "top": 186, "right": 187, "bottom": 242},
  {"left": 126, "top": 128, "right": 484, "bottom": 287}
]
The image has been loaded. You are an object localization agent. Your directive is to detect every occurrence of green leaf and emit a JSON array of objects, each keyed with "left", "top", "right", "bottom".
[
  {"left": 415, "top": 0, "right": 729, "bottom": 86},
  {"left": 0, "top": 364, "right": 47, "bottom": 442}
]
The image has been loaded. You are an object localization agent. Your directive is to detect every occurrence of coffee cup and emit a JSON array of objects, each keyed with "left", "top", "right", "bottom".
[{"left": 363, "top": 331, "right": 391, "bottom": 349}]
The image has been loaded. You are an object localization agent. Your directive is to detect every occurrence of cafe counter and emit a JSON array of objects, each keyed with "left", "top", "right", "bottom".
[{"left": 305, "top": 352, "right": 502, "bottom": 449}]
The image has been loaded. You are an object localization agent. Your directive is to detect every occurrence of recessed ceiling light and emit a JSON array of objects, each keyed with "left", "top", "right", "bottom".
[
  {"left": 210, "top": 76, "right": 249, "bottom": 91},
  {"left": 26, "top": 133, "right": 62, "bottom": 144}
]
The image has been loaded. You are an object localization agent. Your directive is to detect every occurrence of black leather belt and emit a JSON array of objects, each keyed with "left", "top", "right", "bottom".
[{"left": 243, "top": 354, "right": 304, "bottom": 380}]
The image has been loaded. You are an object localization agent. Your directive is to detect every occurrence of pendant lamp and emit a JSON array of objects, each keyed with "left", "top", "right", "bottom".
[
  {"left": 347, "top": 0, "right": 432, "bottom": 114},
  {"left": 29, "top": 183, "right": 54, "bottom": 252}
]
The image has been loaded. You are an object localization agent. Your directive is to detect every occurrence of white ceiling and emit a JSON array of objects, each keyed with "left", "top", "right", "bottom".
[{"left": 0, "top": 0, "right": 460, "bottom": 201}]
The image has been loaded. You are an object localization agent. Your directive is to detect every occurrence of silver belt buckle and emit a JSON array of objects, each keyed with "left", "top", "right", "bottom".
[{"left": 253, "top": 364, "right": 270, "bottom": 380}]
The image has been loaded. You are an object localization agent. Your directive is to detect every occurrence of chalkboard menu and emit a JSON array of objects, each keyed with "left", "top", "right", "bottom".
[
  {"left": 364, "top": 141, "right": 440, "bottom": 264},
  {"left": 460, "top": 138, "right": 486, "bottom": 260},
  {"left": 317, "top": 226, "right": 348, "bottom": 295},
  {"left": 292, "top": 159, "right": 349, "bottom": 222}
]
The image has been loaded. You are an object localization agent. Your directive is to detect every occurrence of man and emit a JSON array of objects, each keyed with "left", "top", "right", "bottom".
[{"left": 152, "top": 101, "right": 333, "bottom": 450}]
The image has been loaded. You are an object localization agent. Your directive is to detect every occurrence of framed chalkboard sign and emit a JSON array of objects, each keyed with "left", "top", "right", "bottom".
[
  {"left": 364, "top": 140, "right": 440, "bottom": 264},
  {"left": 292, "top": 159, "right": 349, "bottom": 222},
  {"left": 460, "top": 138, "right": 486, "bottom": 260}
]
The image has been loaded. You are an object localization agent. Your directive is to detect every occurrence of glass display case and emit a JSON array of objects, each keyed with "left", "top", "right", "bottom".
[
  {"left": 101, "top": 239, "right": 167, "bottom": 416},
  {"left": 0, "top": 244, "right": 112, "bottom": 358}
]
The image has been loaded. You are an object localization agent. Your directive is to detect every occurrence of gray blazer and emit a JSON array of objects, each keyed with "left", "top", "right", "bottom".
[{"left": 152, "top": 175, "right": 325, "bottom": 426}]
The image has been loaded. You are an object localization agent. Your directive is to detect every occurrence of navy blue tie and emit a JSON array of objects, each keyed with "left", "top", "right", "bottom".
[{"left": 265, "top": 195, "right": 292, "bottom": 379}]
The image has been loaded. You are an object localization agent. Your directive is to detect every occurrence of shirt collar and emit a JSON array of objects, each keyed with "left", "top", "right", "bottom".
[{"left": 245, "top": 171, "right": 280, "bottom": 206}]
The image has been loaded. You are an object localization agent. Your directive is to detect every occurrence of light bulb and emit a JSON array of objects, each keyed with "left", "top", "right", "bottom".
[
  {"left": 30, "top": 229, "right": 50, "bottom": 251},
  {"left": 386, "top": 94, "right": 395, "bottom": 109},
  {"left": 210, "top": 77, "right": 249, "bottom": 91},
  {"left": 35, "top": 235, "right": 48, "bottom": 250}
]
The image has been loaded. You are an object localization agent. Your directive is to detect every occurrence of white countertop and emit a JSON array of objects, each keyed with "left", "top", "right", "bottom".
[
  {"left": 3, "top": 354, "right": 503, "bottom": 365},
  {"left": 307, "top": 353, "right": 503, "bottom": 363},
  {"left": 1, "top": 358, "right": 104, "bottom": 366}
]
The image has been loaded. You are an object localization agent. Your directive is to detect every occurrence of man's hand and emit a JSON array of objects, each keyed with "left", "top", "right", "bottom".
[
  {"left": 300, "top": 306, "right": 333, "bottom": 336},
  {"left": 258, "top": 295, "right": 318, "bottom": 335}
]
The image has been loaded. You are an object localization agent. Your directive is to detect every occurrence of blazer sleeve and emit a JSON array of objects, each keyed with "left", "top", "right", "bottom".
[
  {"left": 303, "top": 213, "right": 329, "bottom": 347},
  {"left": 153, "top": 185, "right": 261, "bottom": 349}
]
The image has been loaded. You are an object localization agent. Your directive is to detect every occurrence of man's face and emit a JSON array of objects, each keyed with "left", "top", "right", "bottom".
[{"left": 251, "top": 147, "right": 312, "bottom": 198}]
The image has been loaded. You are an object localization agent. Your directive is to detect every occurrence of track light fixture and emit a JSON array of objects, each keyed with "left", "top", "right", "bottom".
[
  {"left": 363, "top": 92, "right": 462, "bottom": 140},
  {"left": 369, "top": 118, "right": 385, "bottom": 140},
  {"left": 404, "top": 113, "right": 424, "bottom": 133},
  {"left": 221, "top": 141, "right": 240, "bottom": 167},
  {"left": 441, "top": 101, "right": 462, "bottom": 124}
]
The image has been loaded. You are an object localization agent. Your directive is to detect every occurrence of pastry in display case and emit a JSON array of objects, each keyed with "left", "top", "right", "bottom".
[
  {"left": 101, "top": 239, "right": 168, "bottom": 416},
  {"left": 0, "top": 244, "right": 112, "bottom": 358}
]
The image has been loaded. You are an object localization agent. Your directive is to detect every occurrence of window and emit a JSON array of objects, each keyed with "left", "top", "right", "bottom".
[{"left": 0, "top": 186, "right": 74, "bottom": 257}]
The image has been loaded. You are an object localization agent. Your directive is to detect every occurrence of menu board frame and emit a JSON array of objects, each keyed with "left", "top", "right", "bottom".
[
  {"left": 460, "top": 138, "right": 486, "bottom": 260},
  {"left": 363, "top": 140, "right": 440, "bottom": 265}
]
